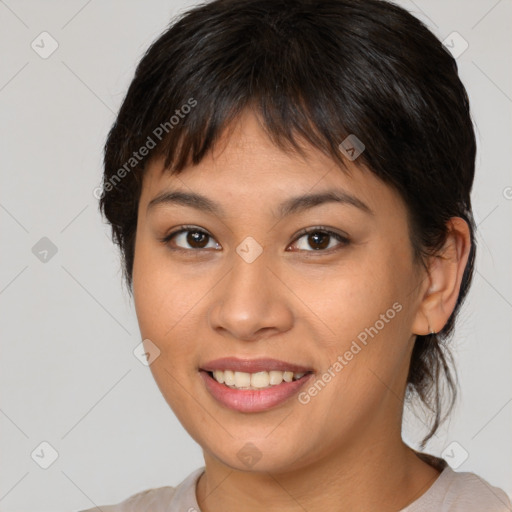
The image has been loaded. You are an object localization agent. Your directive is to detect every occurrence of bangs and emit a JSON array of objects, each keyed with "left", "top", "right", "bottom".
[
  {"left": 135, "top": 25, "right": 373, "bottom": 177},
  {"left": 156, "top": 97, "right": 353, "bottom": 177},
  {"left": 116, "top": 0, "right": 416, "bottom": 183}
]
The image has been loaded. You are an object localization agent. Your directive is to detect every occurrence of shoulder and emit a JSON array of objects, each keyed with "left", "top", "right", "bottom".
[
  {"left": 441, "top": 467, "right": 512, "bottom": 511},
  {"left": 76, "top": 486, "right": 177, "bottom": 512},
  {"left": 405, "top": 464, "right": 512, "bottom": 512},
  {"left": 406, "top": 452, "right": 511, "bottom": 512},
  {"left": 75, "top": 467, "right": 205, "bottom": 512}
]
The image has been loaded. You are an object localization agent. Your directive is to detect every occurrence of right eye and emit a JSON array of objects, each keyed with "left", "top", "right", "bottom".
[{"left": 160, "top": 226, "right": 222, "bottom": 251}]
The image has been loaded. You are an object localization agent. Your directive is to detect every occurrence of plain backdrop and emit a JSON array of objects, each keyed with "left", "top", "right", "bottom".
[{"left": 0, "top": 0, "right": 511, "bottom": 510}]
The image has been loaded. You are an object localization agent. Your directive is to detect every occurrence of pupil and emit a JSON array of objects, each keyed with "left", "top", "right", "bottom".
[
  {"left": 187, "top": 231, "right": 208, "bottom": 248},
  {"left": 309, "top": 232, "right": 329, "bottom": 250}
]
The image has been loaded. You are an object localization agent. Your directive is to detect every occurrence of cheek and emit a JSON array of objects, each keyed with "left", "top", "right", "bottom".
[
  {"left": 307, "top": 252, "right": 407, "bottom": 340},
  {"left": 132, "top": 239, "right": 169, "bottom": 339},
  {"left": 307, "top": 243, "right": 415, "bottom": 386},
  {"left": 132, "top": 232, "right": 221, "bottom": 386},
  {"left": 132, "top": 238, "right": 201, "bottom": 412},
  {"left": 132, "top": 234, "right": 200, "bottom": 340}
]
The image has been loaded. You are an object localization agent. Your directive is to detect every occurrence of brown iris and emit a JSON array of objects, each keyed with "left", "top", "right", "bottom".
[
  {"left": 307, "top": 232, "right": 330, "bottom": 250},
  {"left": 187, "top": 231, "right": 209, "bottom": 248}
]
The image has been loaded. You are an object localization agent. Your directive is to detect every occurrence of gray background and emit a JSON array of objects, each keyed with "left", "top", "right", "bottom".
[{"left": 0, "top": 0, "right": 510, "bottom": 510}]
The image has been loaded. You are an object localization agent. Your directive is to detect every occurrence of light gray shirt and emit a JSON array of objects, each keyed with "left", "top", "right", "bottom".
[{"left": 78, "top": 462, "right": 512, "bottom": 511}]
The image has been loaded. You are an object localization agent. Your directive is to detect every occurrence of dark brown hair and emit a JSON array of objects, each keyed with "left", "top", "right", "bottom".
[{"left": 99, "top": 0, "right": 476, "bottom": 447}]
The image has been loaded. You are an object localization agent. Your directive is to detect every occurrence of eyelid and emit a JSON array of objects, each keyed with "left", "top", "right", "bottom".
[{"left": 160, "top": 224, "right": 208, "bottom": 241}]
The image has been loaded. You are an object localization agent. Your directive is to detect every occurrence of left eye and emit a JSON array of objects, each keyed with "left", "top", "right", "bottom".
[{"left": 289, "top": 229, "right": 349, "bottom": 252}]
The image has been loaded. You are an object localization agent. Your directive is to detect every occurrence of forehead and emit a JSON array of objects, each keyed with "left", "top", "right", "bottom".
[{"left": 140, "top": 110, "right": 404, "bottom": 219}]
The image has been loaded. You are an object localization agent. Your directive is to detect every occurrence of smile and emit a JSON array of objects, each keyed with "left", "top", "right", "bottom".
[{"left": 199, "top": 357, "right": 315, "bottom": 412}]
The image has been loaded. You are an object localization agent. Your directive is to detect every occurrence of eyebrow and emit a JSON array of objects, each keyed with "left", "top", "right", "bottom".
[{"left": 147, "top": 188, "right": 373, "bottom": 218}]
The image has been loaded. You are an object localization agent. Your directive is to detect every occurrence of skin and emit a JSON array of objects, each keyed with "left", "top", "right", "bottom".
[{"left": 132, "top": 109, "right": 471, "bottom": 511}]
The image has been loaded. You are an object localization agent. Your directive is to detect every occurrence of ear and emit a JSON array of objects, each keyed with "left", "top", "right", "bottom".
[{"left": 412, "top": 217, "right": 472, "bottom": 335}]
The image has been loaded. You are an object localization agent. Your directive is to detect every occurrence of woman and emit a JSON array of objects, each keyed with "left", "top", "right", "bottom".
[{"left": 81, "top": 0, "right": 511, "bottom": 510}]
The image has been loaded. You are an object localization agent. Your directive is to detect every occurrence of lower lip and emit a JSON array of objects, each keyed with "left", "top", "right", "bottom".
[{"left": 199, "top": 370, "right": 313, "bottom": 413}]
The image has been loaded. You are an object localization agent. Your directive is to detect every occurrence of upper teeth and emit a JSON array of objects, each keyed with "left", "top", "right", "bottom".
[{"left": 212, "top": 370, "right": 307, "bottom": 389}]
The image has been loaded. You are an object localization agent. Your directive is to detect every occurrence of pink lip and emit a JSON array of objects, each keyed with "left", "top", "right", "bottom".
[
  {"left": 199, "top": 370, "right": 314, "bottom": 413},
  {"left": 200, "top": 357, "right": 313, "bottom": 373}
]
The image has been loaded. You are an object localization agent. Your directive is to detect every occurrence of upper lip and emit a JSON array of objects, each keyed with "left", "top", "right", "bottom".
[{"left": 200, "top": 357, "right": 313, "bottom": 374}]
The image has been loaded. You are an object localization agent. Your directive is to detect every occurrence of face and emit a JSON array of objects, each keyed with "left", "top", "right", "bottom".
[{"left": 132, "top": 110, "right": 426, "bottom": 473}]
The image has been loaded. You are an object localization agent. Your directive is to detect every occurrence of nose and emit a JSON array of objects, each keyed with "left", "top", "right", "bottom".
[{"left": 208, "top": 251, "right": 294, "bottom": 342}]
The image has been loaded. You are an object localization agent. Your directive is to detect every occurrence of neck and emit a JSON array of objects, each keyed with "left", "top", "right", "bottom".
[{"left": 196, "top": 427, "right": 441, "bottom": 512}]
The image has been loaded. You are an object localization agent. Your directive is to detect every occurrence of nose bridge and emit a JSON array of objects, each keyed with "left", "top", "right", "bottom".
[
  {"left": 226, "top": 234, "right": 272, "bottom": 301},
  {"left": 208, "top": 242, "right": 293, "bottom": 340}
]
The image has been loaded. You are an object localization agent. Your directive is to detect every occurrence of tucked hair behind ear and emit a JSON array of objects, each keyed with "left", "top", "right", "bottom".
[{"left": 100, "top": 0, "right": 476, "bottom": 447}]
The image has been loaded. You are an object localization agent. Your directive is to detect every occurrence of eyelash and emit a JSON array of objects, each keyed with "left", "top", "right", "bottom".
[{"left": 159, "top": 225, "right": 350, "bottom": 254}]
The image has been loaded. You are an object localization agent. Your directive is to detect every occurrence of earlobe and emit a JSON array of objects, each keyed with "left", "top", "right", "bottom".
[
  {"left": 426, "top": 318, "right": 436, "bottom": 335},
  {"left": 412, "top": 217, "right": 471, "bottom": 336}
]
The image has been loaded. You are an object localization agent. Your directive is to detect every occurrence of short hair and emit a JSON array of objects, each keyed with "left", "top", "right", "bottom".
[{"left": 99, "top": 0, "right": 477, "bottom": 447}]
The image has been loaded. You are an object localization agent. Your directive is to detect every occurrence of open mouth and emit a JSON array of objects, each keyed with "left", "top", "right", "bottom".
[
  {"left": 198, "top": 357, "right": 315, "bottom": 412},
  {"left": 199, "top": 368, "right": 314, "bottom": 412}
]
